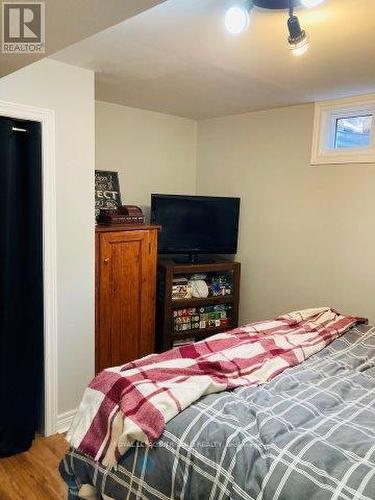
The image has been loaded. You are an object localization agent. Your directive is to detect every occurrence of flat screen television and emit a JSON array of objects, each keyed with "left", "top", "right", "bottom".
[{"left": 151, "top": 194, "right": 240, "bottom": 259}]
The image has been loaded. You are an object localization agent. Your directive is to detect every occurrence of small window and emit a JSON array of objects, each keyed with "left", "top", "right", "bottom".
[
  {"left": 334, "top": 115, "right": 373, "bottom": 149},
  {"left": 311, "top": 96, "right": 375, "bottom": 165}
]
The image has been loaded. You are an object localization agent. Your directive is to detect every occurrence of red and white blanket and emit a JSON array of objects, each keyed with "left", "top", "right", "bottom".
[{"left": 67, "top": 307, "right": 366, "bottom": 468}]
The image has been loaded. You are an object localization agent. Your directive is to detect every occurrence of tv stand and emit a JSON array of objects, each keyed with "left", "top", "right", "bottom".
[
  {"left": 173, "top": 254, "right": 215, "bottom": 264},
  {"left": 156, "top": 258, "right": 241, "bottom": 351}
]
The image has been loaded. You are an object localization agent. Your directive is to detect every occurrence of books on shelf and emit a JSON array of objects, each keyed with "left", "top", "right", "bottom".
[{"left": 172, "top": 304, "right": 231, "bottom": 334}]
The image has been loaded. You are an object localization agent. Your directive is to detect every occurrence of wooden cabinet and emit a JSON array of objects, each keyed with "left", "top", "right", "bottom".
[{"left": 95, "top": 225, "right": 159, "bottom": 373}]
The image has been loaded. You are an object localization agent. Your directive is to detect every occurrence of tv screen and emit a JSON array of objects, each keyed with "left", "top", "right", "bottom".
[{"left": 151, "top": 194, "right": 240, "bottom": 255}]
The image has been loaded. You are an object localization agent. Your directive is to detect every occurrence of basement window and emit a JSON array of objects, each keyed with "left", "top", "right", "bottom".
[{"left": 311, "top": 96, "right": 375, "bottom": 165}]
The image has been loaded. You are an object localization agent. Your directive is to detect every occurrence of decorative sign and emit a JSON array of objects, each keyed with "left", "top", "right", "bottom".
[{"left": 95, "top": 170, "right": 122, "bottom": 216}]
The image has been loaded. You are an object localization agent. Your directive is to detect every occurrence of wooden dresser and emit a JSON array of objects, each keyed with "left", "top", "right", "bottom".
[{"left": 95, "top": 224, "right": 160, "bottom": 373}]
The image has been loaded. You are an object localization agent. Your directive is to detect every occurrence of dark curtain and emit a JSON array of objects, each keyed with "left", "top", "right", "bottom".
[{"left": 0, "top": 117, "right": 43, "bottom": 456}]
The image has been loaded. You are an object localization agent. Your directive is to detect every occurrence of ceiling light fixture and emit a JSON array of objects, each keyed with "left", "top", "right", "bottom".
[
  {"left": 287, "top": 1, "right": 309, "bottom": 56},
  {"left": 224, "top": 1, "right": 253, "bottom": 35},
  {"left": 300, "top": 0, "right": 325, "bottom": 8},
  {"left": 224, "top": 0, "right": 318, "bottom": 56}
]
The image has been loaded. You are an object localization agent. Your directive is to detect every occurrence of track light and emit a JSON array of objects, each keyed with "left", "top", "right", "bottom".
[
  {"left": 224, "top": 0, "right": 314, "bottom": 55},
  {"left": 300, "top": 0, "right": 325, "bottom": 7},
  {"left": 224, "top": 1, "right": 253, "bottom": 35},
  {"left": 287, "top": 13, "right": 309, "bottom": 56}
]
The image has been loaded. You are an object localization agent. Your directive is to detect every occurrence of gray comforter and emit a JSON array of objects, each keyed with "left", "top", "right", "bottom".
[{"left": 60, "top": 323, "right": 375, "bottom": 499}]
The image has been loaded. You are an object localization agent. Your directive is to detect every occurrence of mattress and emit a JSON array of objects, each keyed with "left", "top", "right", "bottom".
[{"left": 60, "top": 323, "right": 375, "bottom": 500}]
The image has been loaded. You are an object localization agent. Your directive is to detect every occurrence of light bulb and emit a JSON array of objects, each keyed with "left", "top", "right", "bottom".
[
  {"left": 224, "top": 6, "right": 250, "bottom": 35},
  {"left": 291, "top": 37, "right": 309, "bottom": 56},
  {"left": 300, "top": 0, "right": 325, "bottom": 7},
  {"left": 287, "top": 14, "right": 309, "bottom": 56}
]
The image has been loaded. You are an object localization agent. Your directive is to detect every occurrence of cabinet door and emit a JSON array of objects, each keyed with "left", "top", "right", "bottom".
[{"left": 97, "top": 230, "right": 157, "bottom": 372}]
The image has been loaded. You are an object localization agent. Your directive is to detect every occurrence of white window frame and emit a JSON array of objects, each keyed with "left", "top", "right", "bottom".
[{"left": 311, "top": 94, "right": 375, "bottom": 165}]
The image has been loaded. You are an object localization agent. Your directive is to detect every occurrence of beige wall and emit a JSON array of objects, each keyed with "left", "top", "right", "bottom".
[
  {"left": 196, "top": 103, "right": 375, "bottom": 324},
  {"left": 96, "top": 101, "right": 197, "bottom": 213},
  {"left": 0, "top": 59, "right": 95, "bottom": 415}
]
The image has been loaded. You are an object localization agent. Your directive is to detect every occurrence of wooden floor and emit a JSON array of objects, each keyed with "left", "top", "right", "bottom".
[{"left": 0, "top": 434, "right": 68, "bottom": 500}]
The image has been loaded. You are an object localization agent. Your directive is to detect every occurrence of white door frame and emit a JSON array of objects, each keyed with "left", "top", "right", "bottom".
[{"left": 0, "top": 100, "right": 58, "bottom": 436}]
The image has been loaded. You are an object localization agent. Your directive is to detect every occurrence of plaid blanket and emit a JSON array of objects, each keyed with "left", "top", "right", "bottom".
[
  {"left": 67, "top": 307, "right": 365, "bottom": 468},
  {"left": 60, "top": 322, "right": 375, "bottom": 500}
]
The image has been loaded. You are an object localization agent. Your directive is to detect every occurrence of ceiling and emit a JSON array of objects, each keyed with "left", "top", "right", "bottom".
[
  {"left": 52, "top": 0, "right": 375, "bottom": 119},
  {"left": 0, "top": 0, "right": 167, "bottom": 78}
]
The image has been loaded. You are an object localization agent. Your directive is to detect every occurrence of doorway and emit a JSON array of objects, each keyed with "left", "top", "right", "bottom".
[
  {"left": 0, "top": 116, "right": 44, "bottom": 455},
  {"left": 0, "top": 100, "right": 57, "bottom": 442}
]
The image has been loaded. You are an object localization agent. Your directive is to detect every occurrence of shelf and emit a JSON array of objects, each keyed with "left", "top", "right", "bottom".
[
  {"left": 156, "top": 259, "right": 240, "bottom": 352},
  {"left": 163, "top": 259, "right": 238, "bottom": 274},
  {"left": 171, "top": 325, "right": 230, "bottom": 341},
  {"left": 171, "top": 295, "right": 233, "bottom": 308}
]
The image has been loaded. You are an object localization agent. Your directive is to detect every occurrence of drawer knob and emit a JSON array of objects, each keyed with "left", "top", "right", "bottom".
[{"left": 104, "top": 257, "right": 110, "bottom": 263}]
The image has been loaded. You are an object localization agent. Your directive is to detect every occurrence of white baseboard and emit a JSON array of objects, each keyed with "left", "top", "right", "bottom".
[{"left": 56, "top": 408, "right": 77, "bottom": 434}]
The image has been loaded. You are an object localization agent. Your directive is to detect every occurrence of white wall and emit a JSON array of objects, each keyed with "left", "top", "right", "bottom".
[
  {"left": 0, "top": 59, "right": 95, "bottom": 415},
  {"left": 196, "top": 104, "right": 375, "bottom": 324},
  {"left": 96, "top": 101, "right": 197, "bottom": 212}
]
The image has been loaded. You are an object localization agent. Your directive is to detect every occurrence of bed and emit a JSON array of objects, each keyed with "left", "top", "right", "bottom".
[{"left": 60, "top": 320, "right": 375, "bottom": 500}]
